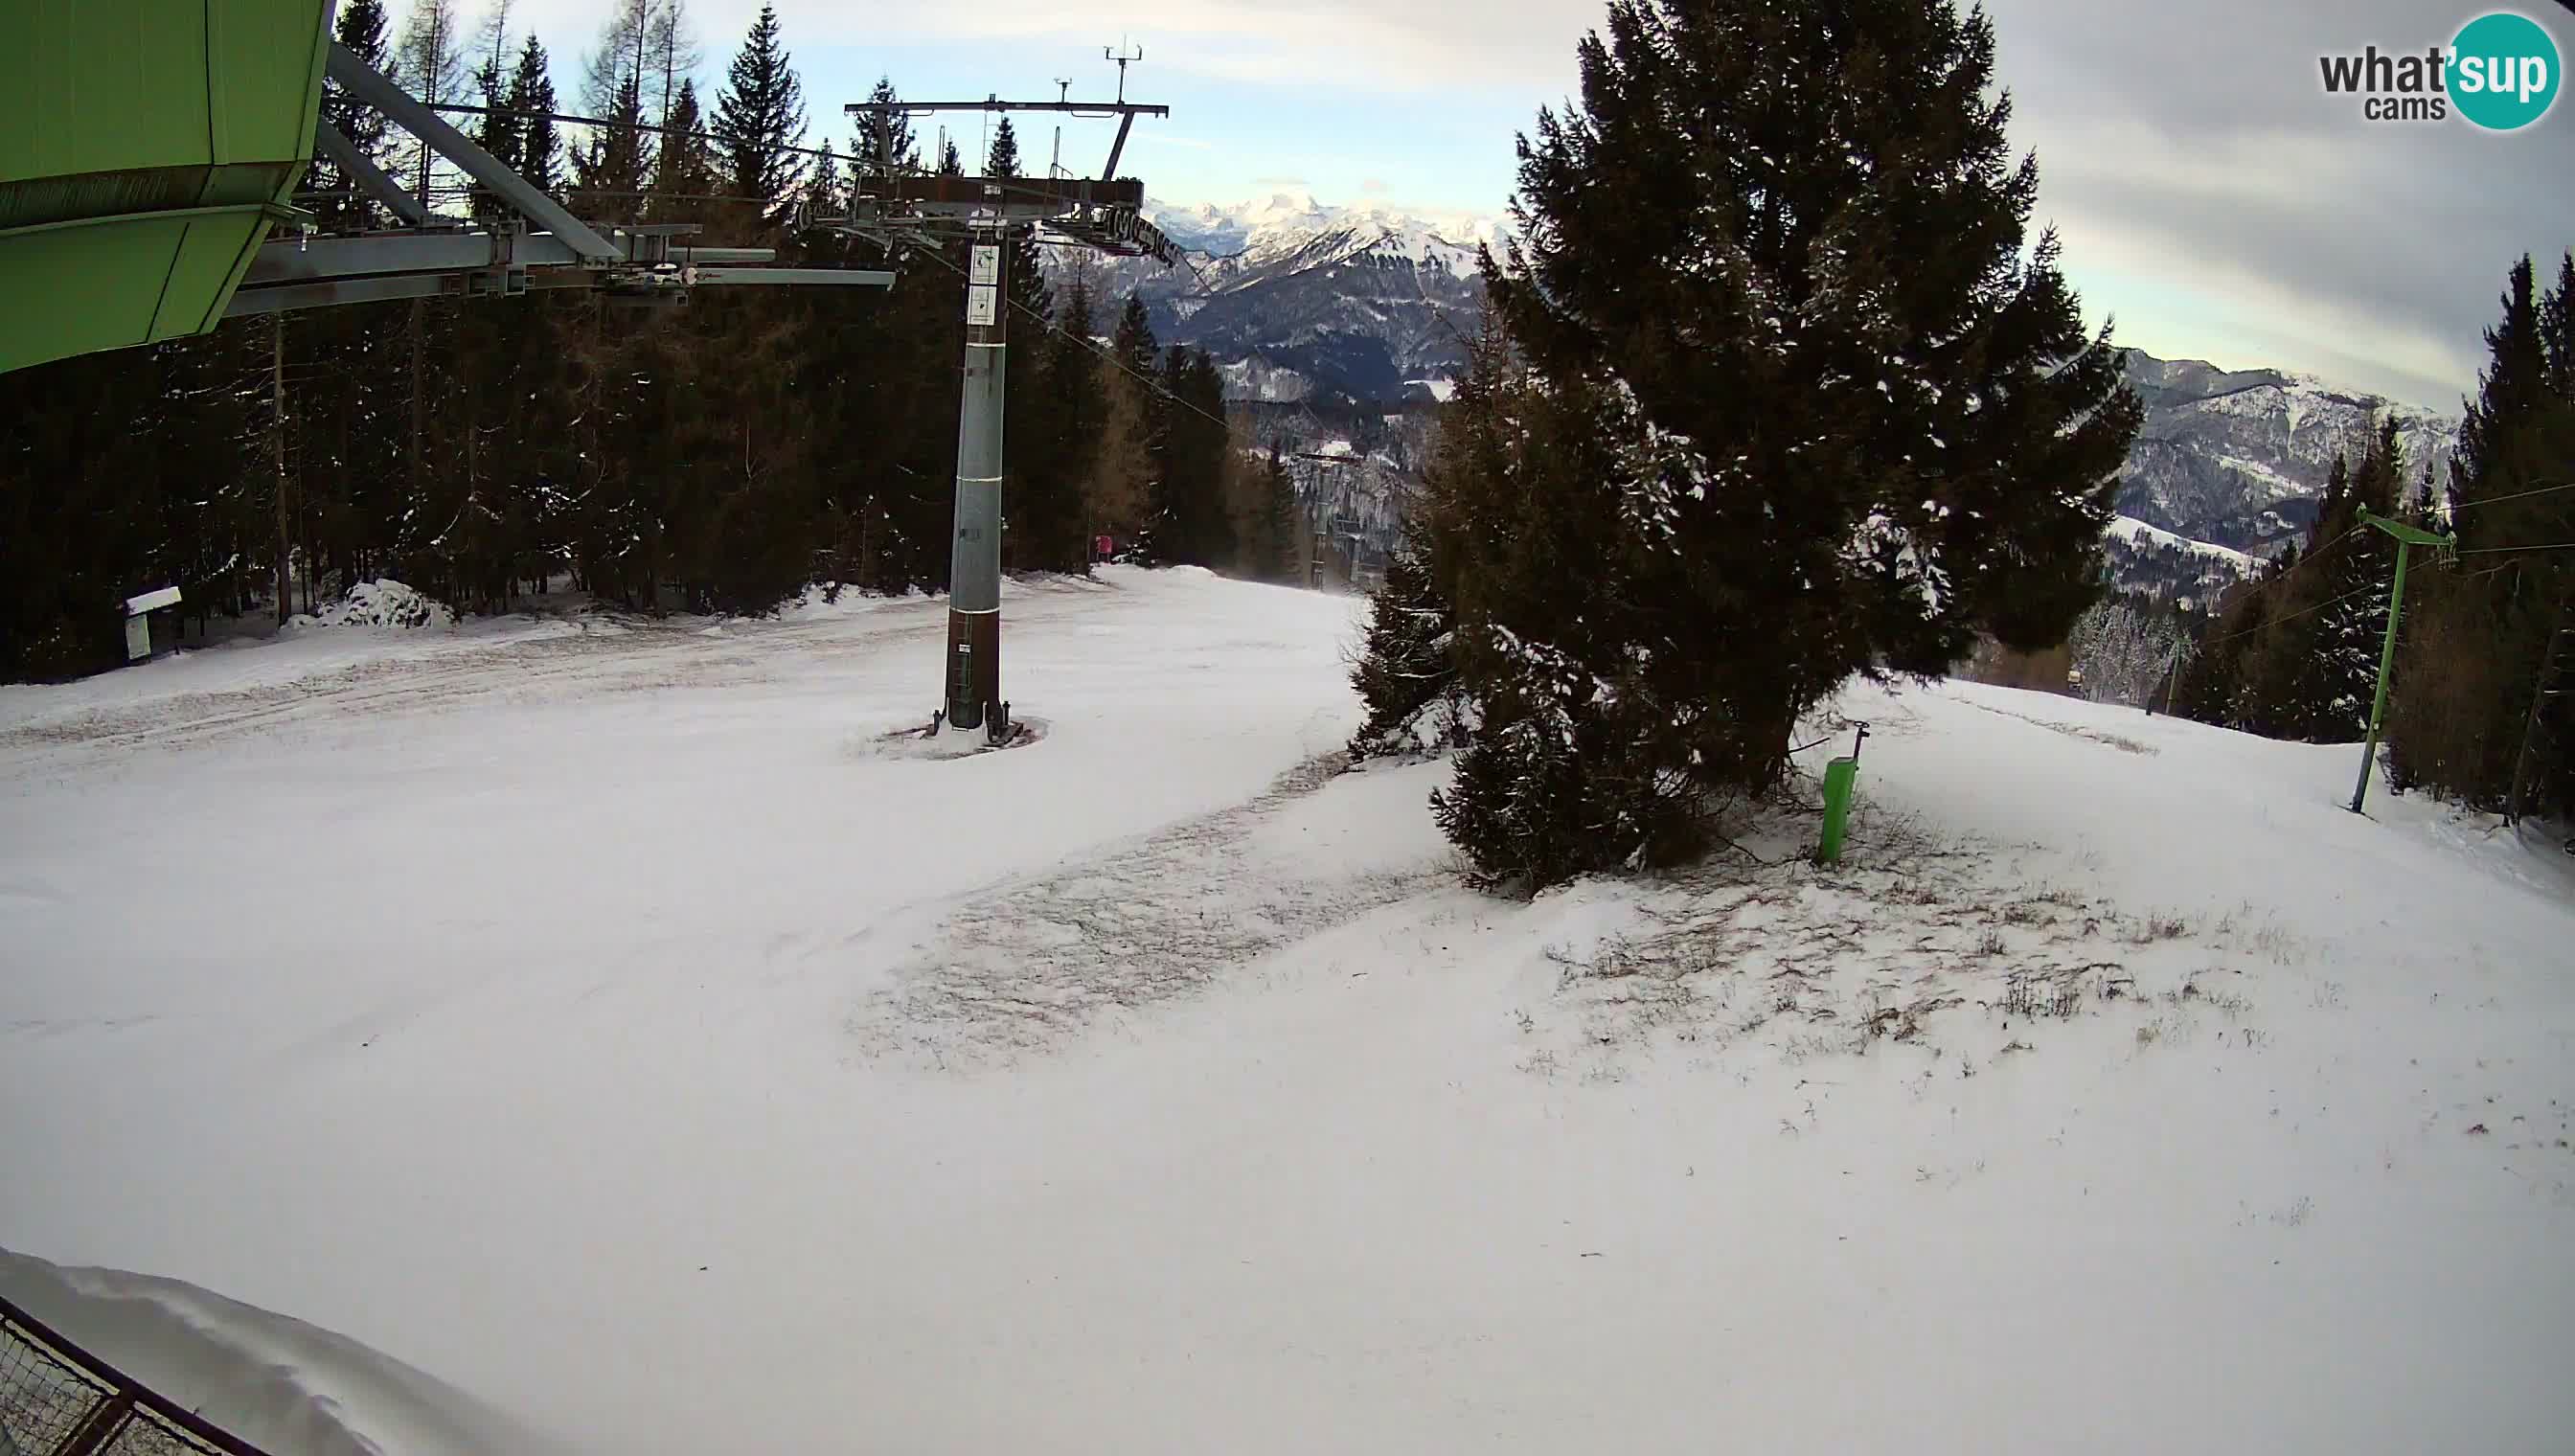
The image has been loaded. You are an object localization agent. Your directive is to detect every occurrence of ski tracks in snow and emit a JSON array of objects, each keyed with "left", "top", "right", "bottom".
[{"left": 851, "top": 753, "right": 1449, "bottom": 1067}]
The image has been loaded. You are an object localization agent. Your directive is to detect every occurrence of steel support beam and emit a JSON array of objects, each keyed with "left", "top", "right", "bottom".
[
  {"left": 243, "top": 229, "right": 561, "bottom": 283},
  {"left": 314, "top": 121, "right": 440, "bottom": 228},
  {"left": 1103, "top": 112, "right": 1136, "bottom": 180},
  {"left": 327, "top": 40, "right": 620, "bottom": 261},
  {"left": 694, "top": 267, "right": 896, "bottom": 286},
  {"left": 225, "top": 268, "right": 594, "bottom": 317},
  {"left": 845, "top": 100, "right": 1169, "bottom": 116}
]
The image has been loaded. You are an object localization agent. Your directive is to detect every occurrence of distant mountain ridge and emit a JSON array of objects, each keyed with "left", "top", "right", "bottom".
[
  {"left": 1046, "top": 193, "right": 1494, "bottom": 406},
  {"left": 2109, "top": 348, "right": 2460, "bottom": 596},
  {"left": 1045, "top": 198, "right": 2463, "bottom": 598}
]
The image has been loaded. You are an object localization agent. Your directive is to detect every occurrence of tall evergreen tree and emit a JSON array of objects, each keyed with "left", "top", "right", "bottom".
[
  {"left": 852, "top": 78, "right": 916, "bottom": 182},
  {"left": 712, "top": 3, "right": 807, "bottom": 235},
  {"left": 1384, "top": 0, "right": 2140, "bottom": 887},
  {"left": 2387, "top": 253, "right": 2575, "bottom": 812},
  {"left": 986, "top": 118, "right": 1022, "bottom": 178},
  {"left": 1038, "top": 277, "right": 1108, "bottom": 570},
  {"left": 1259, "top": 444, "right": 1301, "bottom": 580},
  {"left": 647, "top": 79, "right": 717, "bottom": 219},
  {"left": 1109, "top": 292, "right": 1157, "bottom": 377},
  {"left": 508, "top": 34, "right": 562, "bottom": 197}
]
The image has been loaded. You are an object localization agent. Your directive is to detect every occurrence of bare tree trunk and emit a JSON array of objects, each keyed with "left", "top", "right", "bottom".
[
  {"left": 273, "top": 315, "right": 292, "bottom": 626},
  {"left": 409, "top": 298, "right": 426, "bottom": 560}
]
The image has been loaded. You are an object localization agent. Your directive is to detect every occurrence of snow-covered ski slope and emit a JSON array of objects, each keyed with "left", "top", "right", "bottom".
[{"left": 3, "top": 567, "right": 2570, "bottom": 1453}]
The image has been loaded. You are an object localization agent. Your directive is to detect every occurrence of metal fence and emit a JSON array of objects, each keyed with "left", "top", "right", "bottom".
[{"left": 0, "top": 1294, "right": 267, "bottom": 1456}]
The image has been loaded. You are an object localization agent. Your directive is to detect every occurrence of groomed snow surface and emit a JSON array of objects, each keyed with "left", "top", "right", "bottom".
[{"left": 3, "top": 567, "right": 2570, "bottom": 1452}]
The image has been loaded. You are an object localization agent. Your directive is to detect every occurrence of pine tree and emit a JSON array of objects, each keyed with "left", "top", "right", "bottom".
[
  {"left": 647, "top": 80, "right": 716, "bottom": 220},
  {"left": 987, "top": 118, "right": 1022, "bottom": 178},
  {"left": 1104, "top": 293, "right": 1167, "bottom": 557},
  {"left": 1085, "top": 357, "right": 1155, "bottom": 552},
  {"left": 2387, "top": 252, "right": 2575, "bottom": 811},
  {"left": 1396, "top": 0, "right": 2140, "bottom": 887},
  {"left": 852, "top": 78, "right": 916, "bottom": 183},
  {"left": 1110, "top": 292, "right": 1157, "bottom": 376},
  {"left": 314, "top": 0, "right": 395, "bottom": 232},
  {"left": 1040, "top": 277, "right": 1108, "bottom": 570},
  {"left": 712, "top": 3, "right": 807, "bottom": 236},
  {"left": 508, "top": 34, "right": 561, "bottom": 197},
  {"left": 1152, "top": 349, "right": 1234, "bottom": 567},
  {"left": 1261, "top": 445, "right": 1300, "bottom": 580},
  {"left": 2245, "top": 429, "right": 2400, "bottom": 742},
  {"left": 1349, "top": 512, "right": 1462, "bottom": 757},
  {"left": 936, "top": 137, "right": 964, "bottom": 176},
  {"left": 803, "top": 141, "right": 844, "bottom": 219}
]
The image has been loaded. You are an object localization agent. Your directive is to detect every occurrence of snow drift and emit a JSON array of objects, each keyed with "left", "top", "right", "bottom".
[{"left": 0, "top": 1249, "right": 558, "bottom": 1454}]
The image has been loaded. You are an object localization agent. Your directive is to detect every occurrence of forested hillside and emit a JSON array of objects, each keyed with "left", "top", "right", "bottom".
[{"left": 0, "top": 0, "right": 1297, "bottom": 681}]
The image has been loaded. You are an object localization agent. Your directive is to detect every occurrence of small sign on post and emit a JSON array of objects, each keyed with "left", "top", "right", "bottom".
[{"left": 123, "top": 585, "right": 181, "bottom": 662}]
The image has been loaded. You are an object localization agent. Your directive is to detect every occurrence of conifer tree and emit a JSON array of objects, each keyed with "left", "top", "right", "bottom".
[
  {"left": 1038, "top": 278, "right": 1108, "bottom": 570},
  {"left": 314, "top": 0, "right": 395, "bottom": 232},
  {"left": 508, "top": 34, "right": 562, "bottom": 197},
  {"left": 852, "top": 79, "right": 916, "bottom": 182},
  {"left": 801, "top": 141, "right": 844, "bottom": 223},
  {"left": 1349, "top": 512, "right": 1461, "bottom": 757},
  {"left": 1380, "top": 0, "right": 2141, "bottom": 886},
  {"left": 2387, "top": 253, "right": 2575, "bottom": 810},
  {"left": 646, "top": 80, "right": 716, "bottom": 220},
  {"left": 713, "top": 3, "right": 807, "bottom": 234}
]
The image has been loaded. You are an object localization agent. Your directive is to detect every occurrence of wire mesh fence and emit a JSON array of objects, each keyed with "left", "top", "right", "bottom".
[{"left": 0, "top": 1295, "right": 266, "bottom": 1456}]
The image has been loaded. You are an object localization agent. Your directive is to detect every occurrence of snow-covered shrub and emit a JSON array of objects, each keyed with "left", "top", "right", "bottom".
[{"left": 295, "top": 580, "right": 456, "bottom": 629}]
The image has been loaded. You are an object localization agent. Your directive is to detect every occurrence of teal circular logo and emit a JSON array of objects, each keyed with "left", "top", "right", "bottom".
[{"left": 2451, "top": 11, "right": 2561, "bottom": 130}]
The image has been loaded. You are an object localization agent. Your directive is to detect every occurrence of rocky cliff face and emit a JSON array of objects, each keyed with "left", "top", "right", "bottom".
[{"left": 2112, "top": 350, "right": 2460, "bottom": 555}]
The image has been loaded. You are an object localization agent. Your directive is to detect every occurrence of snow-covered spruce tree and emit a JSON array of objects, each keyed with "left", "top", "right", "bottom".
[
  {"left": 2293, "top": 423, "right": 2401, "bottom": 739},
  {"left": 1429, "top": 0, "right": 2139, "bottom": 888},
  {"left": 1347, "top": 517, "right": 1460, "bottom": 759}
]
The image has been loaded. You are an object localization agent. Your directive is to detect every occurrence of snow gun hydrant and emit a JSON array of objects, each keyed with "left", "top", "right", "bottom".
[{"left": 1815, "top": 722, "right": 1869, "bottom": 866}]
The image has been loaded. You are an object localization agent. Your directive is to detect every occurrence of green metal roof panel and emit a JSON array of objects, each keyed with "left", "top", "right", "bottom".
[{"left": 0, "top": 0, "right": 331, "bottom": 373}]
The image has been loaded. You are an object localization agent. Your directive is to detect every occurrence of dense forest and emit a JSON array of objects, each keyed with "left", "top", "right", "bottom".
[
  {"left": 2176, "top": 253, "right": 2575, "bottom": 820},
  {"left": 0, "top": 0, "right": 1301, "bottom": 681}
]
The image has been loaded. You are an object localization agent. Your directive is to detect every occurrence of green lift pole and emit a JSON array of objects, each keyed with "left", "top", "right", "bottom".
[{"left": 2348, "top": 507, "right": 2456, "bottom": 816}]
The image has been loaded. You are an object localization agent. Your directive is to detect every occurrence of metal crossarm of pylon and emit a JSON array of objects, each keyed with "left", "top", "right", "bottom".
[
  {"left": 232, "top": 42, "right": 899, "bottom": 318},
  {"left": 840, "top": 85, "right": 1179, "bottom": 265}
]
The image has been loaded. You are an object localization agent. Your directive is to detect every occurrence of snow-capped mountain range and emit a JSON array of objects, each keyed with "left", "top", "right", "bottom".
[
  {"left": 1046, "top": 193, "right": 1495, "bottom": 406},
  {"left": 1047, "top": 195, "right": 2465, "bottom": 600},
  {"left": 2115, "top": 351, "right": 2459, "bottom": 548}
]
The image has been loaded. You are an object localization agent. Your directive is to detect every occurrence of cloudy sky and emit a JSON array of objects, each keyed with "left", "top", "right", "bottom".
[{"left": 505, "top": 0, "right": 2574, "bottom": 409}]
